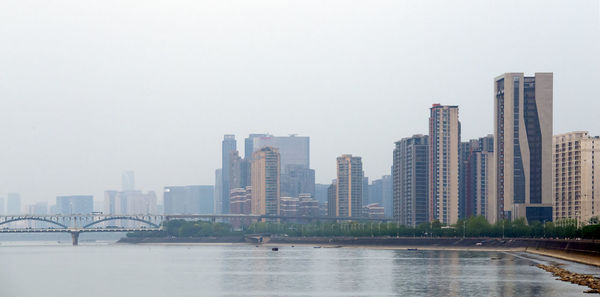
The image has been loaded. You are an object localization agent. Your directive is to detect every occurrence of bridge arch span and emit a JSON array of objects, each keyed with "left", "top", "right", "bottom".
[
  {"left": 0, "top": 217, "right": 68, "bottom": 228},
  {"left": 83, "top": 216, "right": 160, "bottom": 229}
]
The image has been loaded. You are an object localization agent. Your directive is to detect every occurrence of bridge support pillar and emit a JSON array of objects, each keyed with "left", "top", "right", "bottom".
[{"left": 70, "top": 231, "right": 81, "bottom": 246}]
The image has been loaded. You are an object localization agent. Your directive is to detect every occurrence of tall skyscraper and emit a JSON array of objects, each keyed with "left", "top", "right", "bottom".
[
  {"left": 6, "top": 193, "right": 21, "bottom": 214},
  {"left": 465, "top": 135, "right": 495, "bottom": 222},
  {"left": 164, "top": 185, "right": 214, "bottom": 215},
  {"left": 494, "top": 73, "right": 553, "bottom": 222},
  {"left": 553, "top": 132, "right": 599, "bottom": 223},
  {"left": 335, "top": 155, "right": 363, "bottom": 217},
  {"left": 56, "top": 195, "right": 93, "bottom": 215},
  {"left": 122, "top": 171, "right": 135, "bottom": 191},
  {"left": 221, "top": 135, "right": 237, "bottom": 214},
  {"left": 429, "top": 105, "right": 460, "bottom": 225},
  {"left": 251, "top": 147, "right": 280, "bottom": 216},
  {"left": 393, "top": 135, "right": 429, "bottom": 226},
  {"left": 252, "top": 134, "right": 314, "bottom": 197}
]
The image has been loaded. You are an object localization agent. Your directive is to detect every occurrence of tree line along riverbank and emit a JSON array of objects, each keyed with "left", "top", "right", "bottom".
[{"left": 126, "top": 216, "right": 600, "bottom": 240}]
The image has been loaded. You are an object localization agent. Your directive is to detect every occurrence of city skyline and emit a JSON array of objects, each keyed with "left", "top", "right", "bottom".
[{"left": 1, "top": 1, "right": 599, "bottom": 206}]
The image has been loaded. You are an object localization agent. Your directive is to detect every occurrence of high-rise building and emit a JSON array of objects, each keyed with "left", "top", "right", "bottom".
[
  {"left": 56, "top": 195, "right": 93, "bottom": 215},
  {"left": 253, "top": 135, "right": 314, "bottom": 197},
  {"left": 7, "top": 193, "right": 22, "bottom": 214},
  {"left": 393, "top": 135, "right": 429, "bottom": 226},
  {"left": 221, "top": 134, "right": 237, "bottom": 214},
  {"left": 214, "top": 169, "right": 222, "bottom": 214},
  {"left": 494, "top": 73, "right": 553, "bottom": 223},
  {"left": 327, "top": 180, "right": 337, "bottom": 216},
  {"left": 335, "top": 155, "right": 363, "bottom": 217},
  {"left": 465, "top": 135, "right": 495, "bottom": 222},
  {"left": 362, "top": 176, "right": 369, "bottom": 206},
  {"left": 229, "top": 150, "right": 250, "bottom": 190},
  {"left": 429, "top": 104, "right": 460, "bottom": 225},
  {"left": 251, "top": 147, "right": 280, "bottom": 216},
  {"left": 459, "top": 142, "right": 471, "bottom": 219},
  {"left": 122, "top": 170, "right": 135, "bottom": 191},
  {"left": 553, "top": 132, "right": 600, "bottom": 223},
  {"left": 315, "top": 184, "right": 330, "bottom": 204},
  {"left": 164, "top": 185, "right": 214, "bottom": 215}
]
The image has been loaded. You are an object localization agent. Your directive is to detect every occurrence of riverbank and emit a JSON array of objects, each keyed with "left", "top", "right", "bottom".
[{"left": 118, "top": 235, "right": 600, "bottom": 265}]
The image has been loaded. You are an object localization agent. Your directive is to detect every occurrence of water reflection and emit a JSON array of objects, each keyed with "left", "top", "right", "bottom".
[{"left": 0, "top": 244, "right": 592, "bottom": 297}]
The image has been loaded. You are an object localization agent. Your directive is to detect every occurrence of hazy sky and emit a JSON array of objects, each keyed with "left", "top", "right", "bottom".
[{"left": 1, "top": 0, "right": 599, "bottom": 207}]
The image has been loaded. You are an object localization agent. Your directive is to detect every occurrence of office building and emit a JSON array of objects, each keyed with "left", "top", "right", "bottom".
[
  {"left": 6, "top": 193, "right": 21, "bottom": 214},
  {"left": 335, "top": 155, "right": 363, "bottom": 217},
  {"left": 393, "top": 135, "right": 429, "bottom": 226},
  {"left": 494, "top": 73, "right": 553, "bottom": 222},
  {"left": 56, "top": 195, "right": 93, "bottom": 215},
  {"left": 429, "top": 104, "right": 460, "bottom": 225},
  {"left": 553, "top": 132, "right": 599, "bottom": 223},
  {"left": 221, "top": 134, "right": 237, "bottom": 214},
  {"left": 251, "top": 147, "right": 280, "bottom": 216},
  {"left": 465, "top": 135, "right": 495, "bottom": 222},
  {"left": 164, "top": 185, "right": 214, "bottom": 215}
]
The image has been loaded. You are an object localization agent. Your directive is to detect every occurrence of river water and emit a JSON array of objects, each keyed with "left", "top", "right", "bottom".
[{"left": 1, "top": 241, "right": 597, "bottom": 297}]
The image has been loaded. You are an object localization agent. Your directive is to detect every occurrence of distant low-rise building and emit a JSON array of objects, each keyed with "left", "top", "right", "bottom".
[
  {"left": 363, "top": 203, "right": 385, "bottom": 219},
  {"left": 56, "top": 195, "right": 93, "bottom": 215},
  {"left": 164, "top": 185, "right": 214, "bottom": 215},
  {"left": 280, "top": 197, "right": 299, "bottom": 217}
]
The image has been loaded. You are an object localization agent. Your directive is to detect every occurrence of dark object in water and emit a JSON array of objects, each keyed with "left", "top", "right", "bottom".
[
  {"left": 272, "top": 247, "right": 279, "bottom": 251},
  {"left": 407, "top": 248, "right": 418, "bottom": 251},
  {"left": 313, "top": 246, "right": 321, "bottom": 248}
]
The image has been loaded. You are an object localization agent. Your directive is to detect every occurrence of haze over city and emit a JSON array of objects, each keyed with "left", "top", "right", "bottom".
[{"left": 1, "top": 0, "right": 599, "bottom": 205}]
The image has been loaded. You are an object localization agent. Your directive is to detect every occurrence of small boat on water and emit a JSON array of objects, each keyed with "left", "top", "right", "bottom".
[
  {"left": 407, "top": 248, "right": 418, "bottom": 251},
  {"left": 272, "top": 247, "right": 279, "bottom": 251}
]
